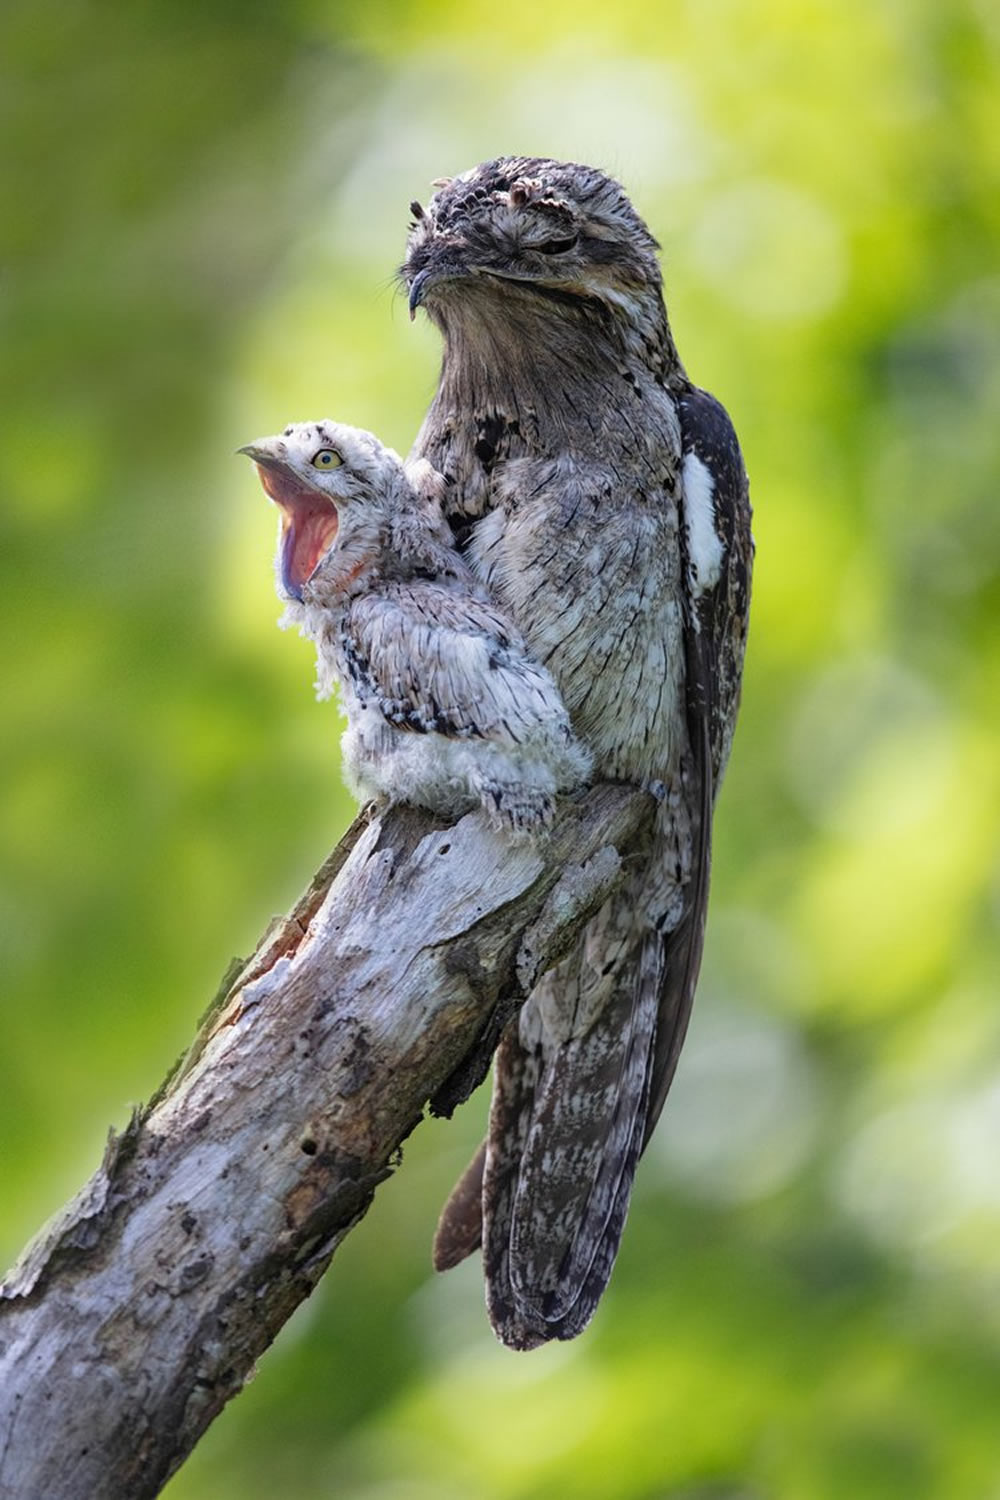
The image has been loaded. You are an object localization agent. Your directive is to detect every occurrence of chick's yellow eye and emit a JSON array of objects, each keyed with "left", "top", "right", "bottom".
[{"left": 311, "top": 448, "right": 342, "bottom": 469}]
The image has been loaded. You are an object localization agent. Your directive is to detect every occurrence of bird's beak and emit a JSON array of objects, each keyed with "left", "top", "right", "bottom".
[
  {"left": 406, "top": 241, "right": 481, "bottom": 320},
  {"left": 407, "top": 262, "right": 482, "bottom": 320},
  {"left": 408, "top": 268, "right": 431, "bottom": 319},
  {"left": 239, "top": 443, "right": 339, "bottom": 601}
]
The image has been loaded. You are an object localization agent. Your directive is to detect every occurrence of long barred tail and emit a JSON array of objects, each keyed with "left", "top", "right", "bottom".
[
  {"left": 432, "top": 720, "right": 712, "bottom": 1347},
  {"left": 433, "top": 869, "right": 706, "bottom": 1348},
  {"left": 482, "top": 930, "right": 659, "bottom": 1347}
]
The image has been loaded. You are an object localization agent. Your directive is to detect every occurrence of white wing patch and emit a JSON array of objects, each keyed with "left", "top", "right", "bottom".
[{"left": 682, "top": 451, "right": 725, "bottom": 597}]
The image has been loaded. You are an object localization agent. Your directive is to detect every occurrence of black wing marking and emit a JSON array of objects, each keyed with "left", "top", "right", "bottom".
[
  {"left": 677, "top": 387, "right": 754, "bottom": 790},
  {"left": 646, "top": 385, "right": 753, "bottom": 1134}
]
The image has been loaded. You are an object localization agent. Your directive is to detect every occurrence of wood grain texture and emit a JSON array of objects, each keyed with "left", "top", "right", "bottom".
[{"left": 0, "top": 784, "right": 649, "bottom": 1500}]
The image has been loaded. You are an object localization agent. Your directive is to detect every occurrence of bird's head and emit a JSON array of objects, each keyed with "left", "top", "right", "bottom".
[
  {"left": 240, "top": 420, "right": 409, "bottom": 601},
  {"left": 403, "top": 157, "right": 666, "bottom": 343}
]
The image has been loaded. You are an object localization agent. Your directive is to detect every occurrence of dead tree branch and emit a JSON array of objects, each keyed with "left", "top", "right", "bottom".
[{"left": 0, "top": 785, "right": 650, "bottom": 1500}]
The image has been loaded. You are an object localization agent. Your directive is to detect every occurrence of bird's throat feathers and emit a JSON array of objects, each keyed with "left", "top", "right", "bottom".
[
  {"left": 431, "top": 274, "right": 681, "bottom": 423},
  {"left": 413, "top": 276, "right": 683, "bottom": 520}
]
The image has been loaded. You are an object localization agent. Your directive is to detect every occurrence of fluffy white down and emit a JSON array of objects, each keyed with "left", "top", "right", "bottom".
[
  {"left": 283, "top": 599, "right": 591, "bottom": 833},
  {"left": 266, "top": 420, "right": 594, "bottom": 832},
  {"left": 339, "top": 686, "right": 591, "bottom": 833}
]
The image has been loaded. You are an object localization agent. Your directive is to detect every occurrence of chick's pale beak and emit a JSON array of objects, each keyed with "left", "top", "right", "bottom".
[{"left": 240, "top": 445, "right": 339, "bottom": 601}]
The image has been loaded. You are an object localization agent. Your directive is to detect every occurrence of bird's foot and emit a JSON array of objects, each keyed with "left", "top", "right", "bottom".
[{"left": 480, "top": 782, "right": 555, "bottom": 836}]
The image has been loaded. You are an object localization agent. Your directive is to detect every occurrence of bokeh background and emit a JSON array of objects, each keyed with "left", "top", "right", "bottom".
[{"left": 4, "top": 1, "right": 1000, "bottom": 1496}]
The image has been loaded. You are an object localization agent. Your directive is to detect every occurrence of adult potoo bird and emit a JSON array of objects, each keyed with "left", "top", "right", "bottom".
[
  {"left": 241, "top": 420, "right": 591, "bottom": 829},
  {"left": 403, "top": 158, "right": 753, "bottom": 1348}
]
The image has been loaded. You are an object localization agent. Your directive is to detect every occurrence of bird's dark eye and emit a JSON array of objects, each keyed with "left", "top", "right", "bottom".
[
  {"left": 533, "top": 234, "right": 579, "bottom": 255},
  {"left": 311, "top": 449, "right": 343, "bottom": 470}
]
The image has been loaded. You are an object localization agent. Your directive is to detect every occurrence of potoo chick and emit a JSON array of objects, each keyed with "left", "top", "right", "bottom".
[
  {"left": 403, "top": 158, "right": 753, "bottom": 1347},
  {"left": 241, "top": 420, "right": 591, "bottom": 831}
]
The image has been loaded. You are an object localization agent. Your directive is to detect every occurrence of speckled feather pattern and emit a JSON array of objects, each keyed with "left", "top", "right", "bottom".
[
  {"left": 406, "top": 157, "right": 753, "bottom": 1347},
  {"left": 250, "top": 420, "right": 592, "bottom": 833}
]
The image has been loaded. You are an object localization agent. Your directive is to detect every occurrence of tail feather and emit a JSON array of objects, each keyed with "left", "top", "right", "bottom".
[
  {"left": 508, "top": 933, "right": 661, "bottom": 1323},
  {"left": 432, "top": 1140, "right": 486, "bottom": 1271},
  {"left": 434, "top": 751, "right": 712, "bottom": 1348},
  {"left": 481, "top": 1028, "right": 545, "bottom": 1347},
  {"left": 476, "top": 911, "right": 668, "bottom": 1347},
  {"left": 548, "top": 1043, "right": 652, "bottom": 1340}
]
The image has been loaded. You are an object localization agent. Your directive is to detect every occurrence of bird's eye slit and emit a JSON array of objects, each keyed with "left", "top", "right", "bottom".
[
  {"left": 311, "top": 449, "right": 343, "bottom": 469},
  {"left": 533, "top": 234, "right": 579, "bottom": 255}
]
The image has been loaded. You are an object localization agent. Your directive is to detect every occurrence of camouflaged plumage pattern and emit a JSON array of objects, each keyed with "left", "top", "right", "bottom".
[
  {"left": 249, "top": 420, "right": 592, "bottom": 833},
  {"left": 405, "top": 157, "right": 753, "bottom": 1348}
]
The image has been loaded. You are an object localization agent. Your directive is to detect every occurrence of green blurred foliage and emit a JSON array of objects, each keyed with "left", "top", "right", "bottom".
[{"left": 3, "top": 0, "right": 999, "bottom": 1495}]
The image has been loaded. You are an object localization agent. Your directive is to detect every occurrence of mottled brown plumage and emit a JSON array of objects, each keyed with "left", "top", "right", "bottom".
[{"left": 404, "top": 157, "right": 753, "bottom": 1347}]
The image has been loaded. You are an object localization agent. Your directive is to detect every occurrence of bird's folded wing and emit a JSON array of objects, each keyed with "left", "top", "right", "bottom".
[
  {"left": 341, "top": 585, "right": 570, "bottom": 745},
  {"left": 645, "top": 386, "right": 754, "bottom": 1134}
]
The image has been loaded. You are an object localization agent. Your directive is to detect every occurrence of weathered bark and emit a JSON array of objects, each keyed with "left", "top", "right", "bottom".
[{"left": 0, "top": 785, "right": 650, "bottom": 1500}]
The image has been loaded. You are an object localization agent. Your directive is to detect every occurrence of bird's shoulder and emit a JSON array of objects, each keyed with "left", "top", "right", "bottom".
[
  {"left": 350, "top": 575, "right": 520, "bottom": 648},
  {"left": 678, "top": 388, "right": 751, "bottom": 564},
  {"left": 677, "top": 384, "right": 753, "bottom": 786}
]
